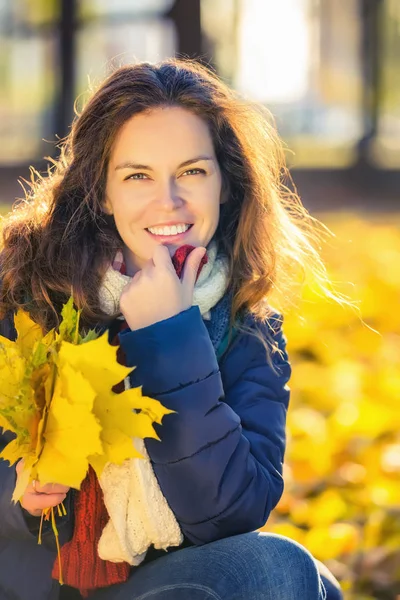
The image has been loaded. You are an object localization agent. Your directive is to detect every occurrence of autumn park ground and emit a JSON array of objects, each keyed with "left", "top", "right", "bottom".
[
  {"left": 260, "top": 212, "right": 400, "bottom": 600},
  {"left": 1, "top": 207, "right": 399, "bottom": 599}
]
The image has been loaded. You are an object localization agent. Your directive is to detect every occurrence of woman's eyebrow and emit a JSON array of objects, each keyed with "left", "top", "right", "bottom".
[{"left": 115, "top": 156, "right": 214, "bottom": 171}]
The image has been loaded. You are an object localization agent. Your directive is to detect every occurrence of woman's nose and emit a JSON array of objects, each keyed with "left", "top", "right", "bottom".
[{"left": 155, "top": 181, "right": 184, "bottom": 210}]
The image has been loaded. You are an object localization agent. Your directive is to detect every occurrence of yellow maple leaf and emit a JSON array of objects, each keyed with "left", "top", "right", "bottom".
[
  {"left": 89, "top": 428, "right": 141, "bottom": 477},
  {"left": 58, "top": 334, "right": 132, "bottom": 394},
  {"left": 36, "top": 363, "right": 103, "bottom": 489},
  {"left": 0, "top": 413, "right": 12, "bottom": 434},
  {"left": 0, "top": 313, "right": 47, "bottom": 441},
  {"left": 0, "top": 343, "right": 26, "bottom": 407},
  {"left": 1, "top": 438, "right": 30, "bottom": 466},
  {"left": 122, "top": 389, "right": 173, "bottom": 426},
  {"left": 14, "top": 310, "right": 43, "bottom": 360},
  {"left": 12, "top": 455, "right": 37, "bottom": 503},
  {"left": 93, "top": 387, "right": 168, "bottom": 440},
  {"left": 59, "top": 333, "right": 172, "bottom": 478},
  {"left": 88, "top": 388, "right": 172, "bottom": 476}
]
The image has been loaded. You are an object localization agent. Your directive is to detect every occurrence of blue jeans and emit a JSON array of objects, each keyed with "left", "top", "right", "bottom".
[{"left": 91, "top": 532, "right": 342, "bottom": 600}]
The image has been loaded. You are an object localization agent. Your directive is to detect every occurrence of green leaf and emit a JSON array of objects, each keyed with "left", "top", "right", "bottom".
[
  {"left": 79, "top": 328, "right": 99, "bottom": 345},
  {"left": 31, "top": 341, "right": 48, "bottom": 370},
  {"left": 59, "top": 297, "right": 81, "bottom": 343}
]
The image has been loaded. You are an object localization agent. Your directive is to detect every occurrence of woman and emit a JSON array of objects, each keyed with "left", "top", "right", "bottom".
[{"left": 0, "top": 59, "right": 342, "bottom": 600}]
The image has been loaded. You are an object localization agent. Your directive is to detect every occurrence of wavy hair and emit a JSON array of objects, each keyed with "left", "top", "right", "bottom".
[{"left": 0, "top": 58, "right": 335, "bottom": 336}]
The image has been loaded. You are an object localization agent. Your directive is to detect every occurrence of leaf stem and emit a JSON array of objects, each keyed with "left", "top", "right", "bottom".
[
  {"left": 51, "top": 507, "right": 63, "bottom": 585},
  {"left": 38, "top": 510, "right": 45, "bottom": 545}
]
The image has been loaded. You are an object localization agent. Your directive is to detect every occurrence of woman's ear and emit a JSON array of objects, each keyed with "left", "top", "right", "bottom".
[{"left": 102, "top": 196, "right": 113, "bottom": 215}]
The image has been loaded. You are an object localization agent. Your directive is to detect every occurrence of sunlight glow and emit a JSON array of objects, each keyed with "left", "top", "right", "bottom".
[{"left": 235, "top": 0, "right": 310, "bottom": 103}]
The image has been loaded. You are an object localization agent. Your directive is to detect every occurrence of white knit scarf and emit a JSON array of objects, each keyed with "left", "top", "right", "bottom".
[
  {"left": 99, "top": 241, "right": 228, "bottom": 321},
  {"left": 97, "top": 242, "right": 229, "bottom": 565}
]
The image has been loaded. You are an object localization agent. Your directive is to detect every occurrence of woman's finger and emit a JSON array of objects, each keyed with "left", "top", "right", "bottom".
[
  {"left": 152, "top": 244, "right": 174, "bottom": 270},
  {"left": 21, "top": 491, "right": 68, "bottom": 514},
  {"left": 15, "top": 458, "right": 25, "bottom": 475},
  {"left": 30, "top": 480, "right": 70, "bottom": 495},
  {"left": 181, "top": 247, "right": 207, "bottom": 290}
]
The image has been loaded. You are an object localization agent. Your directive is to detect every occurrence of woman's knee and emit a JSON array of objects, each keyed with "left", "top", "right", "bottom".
[
  {"left": 203, "top": 532, "right": 324, "bottom": 599},
  {"left": 256, "top": 533, "right": 323, "bottom": 596}
]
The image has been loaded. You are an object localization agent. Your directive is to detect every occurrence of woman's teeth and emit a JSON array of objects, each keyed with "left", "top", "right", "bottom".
[{"left": 147, "top": 224, "right": 191, "bottom": 236}]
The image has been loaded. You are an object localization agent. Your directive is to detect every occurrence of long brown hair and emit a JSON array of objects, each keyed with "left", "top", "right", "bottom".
[{"left": 0, "top": 58, "right": 333, "bottom": 335}]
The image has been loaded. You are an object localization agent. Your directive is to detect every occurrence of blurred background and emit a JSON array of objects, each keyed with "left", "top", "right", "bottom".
[{"left": 0, "top": 1, "right": 399, "bottom": 599}]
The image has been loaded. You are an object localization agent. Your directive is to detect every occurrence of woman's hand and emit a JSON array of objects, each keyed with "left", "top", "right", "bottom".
[
  {"left": 16, "top": 460, "right": 70, "bottom": 518},
  {"left": 120, "top": 245, "right": 206, "bottom": 331}
]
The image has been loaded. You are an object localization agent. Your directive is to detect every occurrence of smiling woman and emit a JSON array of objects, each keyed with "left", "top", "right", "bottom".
[{"left": 0, "top": 59, "right": 342, "bottom": 600}]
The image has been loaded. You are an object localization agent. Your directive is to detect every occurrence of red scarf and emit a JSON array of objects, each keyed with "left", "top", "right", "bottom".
[
  {"left": 51, "top": 245, "right": 207, "bottom": 595},
  {"left": 51, "top": 466, "right": 130, "bottom": 596}
]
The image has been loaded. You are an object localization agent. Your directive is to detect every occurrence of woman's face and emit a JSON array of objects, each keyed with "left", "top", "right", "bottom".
[{"left": 105, "top": 106, "right": 223, "bottom": 275}]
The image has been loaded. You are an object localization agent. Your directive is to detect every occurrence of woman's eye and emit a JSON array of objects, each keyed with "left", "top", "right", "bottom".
[
  {"left": 182, "top": 168, "right": 206, "bottom": 177},
  {"left": 125, "top": 173, "right": 148, "bottom": 180}
]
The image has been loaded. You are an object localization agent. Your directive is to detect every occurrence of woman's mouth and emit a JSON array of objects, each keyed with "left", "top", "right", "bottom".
[{"left": 145, "top": 223, "right": 193, "bottom": 241}]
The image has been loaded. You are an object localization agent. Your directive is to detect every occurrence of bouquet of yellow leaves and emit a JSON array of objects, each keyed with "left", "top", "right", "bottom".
[{"left": 0, "top": 297, "right": 171, "bottom": 514}]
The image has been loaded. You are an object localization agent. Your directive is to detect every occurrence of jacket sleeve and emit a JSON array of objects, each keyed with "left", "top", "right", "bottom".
[
  {"left": 0, "top": 430, "right": 36, "bottom": 541},
  {"left": 119, "top": 306, "right": 291, "bottom": 545}
]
